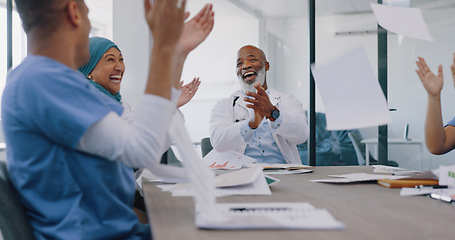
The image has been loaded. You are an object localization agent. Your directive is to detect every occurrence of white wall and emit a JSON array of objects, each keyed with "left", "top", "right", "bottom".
[
  {"left": 113, "top": 0, "right": 150, "bottom": 109},
  {"left": 112, "top": 0, "right": 259, "bottom": 144}
]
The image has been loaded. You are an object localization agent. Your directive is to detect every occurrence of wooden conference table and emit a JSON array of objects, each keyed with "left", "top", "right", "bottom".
[{"left": 143, "top": 166, "right": 454, "bottom": 240}]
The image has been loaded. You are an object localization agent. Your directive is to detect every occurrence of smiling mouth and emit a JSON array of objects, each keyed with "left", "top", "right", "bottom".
[
  {"left": 109, "top": 75, "right": 122, "bottom": 84},
  {"left": 243, "top": 72, "right": 256, "bottom": 83}
]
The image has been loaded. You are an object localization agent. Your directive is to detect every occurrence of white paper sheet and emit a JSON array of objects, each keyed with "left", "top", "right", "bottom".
[
  {"left": 311, "top": 173, "right": 406, "bottom": 183},
  {"left": 372, "top": 165, "right": 420, "bottom": 175},
  {"left": 371, "top": 3, "right": 434, "bottom": 42},
  {"left": 165, "top": 170, "right": 272, "bottom": 197},
  {"left": 202, "top": 150, "right": 256, "bottom": 169},
  {"left": 311, "top": 46, "right": 391, "bottom": 130},
  {"left": 196, "top": 202, "right": 345, "bottom": 230},
  {"left": 399, "top": 187, "right": 455, "bottom": 197},
  {"left": 215, "top": 167, "right": 263, "bottom": 187}
]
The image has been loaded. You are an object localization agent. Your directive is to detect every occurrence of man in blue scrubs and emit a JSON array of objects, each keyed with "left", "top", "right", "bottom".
[{"left": 2, "top": 0, "right": 213, "bottom": 239}]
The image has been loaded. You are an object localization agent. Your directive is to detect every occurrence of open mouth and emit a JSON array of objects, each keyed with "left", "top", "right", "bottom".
[
  {"left": 109, "top": 75, "right": 122, "bottom": 84},
  {"left": 243, "top": 72, "right": 256, "bottom": 83}
]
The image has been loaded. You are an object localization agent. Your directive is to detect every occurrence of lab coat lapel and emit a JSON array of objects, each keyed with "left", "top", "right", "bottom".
[{"left": 268, "top": 88, "right": 281, "bottom": 106}]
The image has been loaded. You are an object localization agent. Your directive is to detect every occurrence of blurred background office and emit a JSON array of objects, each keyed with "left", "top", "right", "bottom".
[{"left": 2, "top": 0, "right": 455, "bottom": 172}]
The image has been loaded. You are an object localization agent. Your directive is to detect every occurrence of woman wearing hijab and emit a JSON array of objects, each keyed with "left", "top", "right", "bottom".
[
  {"left": 78, "top": 37, "right": 201, "bottom": 223},
  {"left": 79, "top": 37, "right": 201, "bottom": 110}
]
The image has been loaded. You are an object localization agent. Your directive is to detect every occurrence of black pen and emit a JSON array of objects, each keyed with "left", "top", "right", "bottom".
[
  {"left": 230, "top": 207, "right": 289, "bottom": 211},
  {"left": 416, "top": 185, "right": 449, "bottom": 189}
]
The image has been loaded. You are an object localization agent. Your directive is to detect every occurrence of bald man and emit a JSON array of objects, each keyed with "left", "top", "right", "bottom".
[{"left": 209, "top": 45, "right": 309, "bottom": 164}]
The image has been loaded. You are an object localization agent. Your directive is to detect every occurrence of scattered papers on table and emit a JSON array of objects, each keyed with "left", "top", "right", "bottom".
[
  {"left": 216, "top": 167, "right": 262, "bottom": 187},
  {"left": 371, "top": 3, "right": 434, "bottom": 42},
  {"left": 158, "top": 168, "right": 272, "bottom": 197},
  {"left": 400, "top": 187, "right": 455, "bottom": 197},
  {"left": 202, "top": 150, "right": 256, "bottom": 169},
  {"left": 137, "top": 163, "right": 187, "bottom": 189},
  {"left": 244, "top": 163, "right": 314, "bottom": 175},
  {"left": 373, "top": 165, "right": 420, "bottom": 176},
  {"left": 196, "top": 202, "right": 345, "bottom": 230},
  {"left": 311, "top": 173, "right": 406, "bottom": 183}
]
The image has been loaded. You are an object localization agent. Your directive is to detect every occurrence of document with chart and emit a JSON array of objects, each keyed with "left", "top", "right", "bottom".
[{"left": 168, "top": 113, "right": 345, "bottom": 230}]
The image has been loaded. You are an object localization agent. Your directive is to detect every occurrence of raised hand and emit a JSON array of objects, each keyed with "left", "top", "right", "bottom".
[
  {"left": 244, "top": 82, "right": 275, "bottom": 128},
  {"left": 178, "top": 4, "right": 215, "bottom": 55},
  {"left": 177, "top": 77, "right": 201, "bottom": 107},
  {"left": 416, "top": 56, "right": 443, "bottom": 97},
  {"left": 144, "top": 0, "right": 186, "bottom": 48}
]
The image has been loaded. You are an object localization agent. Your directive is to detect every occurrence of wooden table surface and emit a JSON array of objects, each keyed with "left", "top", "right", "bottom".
[{"left": 143, "top": 166, "right": 454, "bottom": 240}]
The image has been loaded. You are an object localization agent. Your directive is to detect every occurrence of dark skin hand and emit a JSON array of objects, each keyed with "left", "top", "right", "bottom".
[{"left": 244, "top": 82, "right": 276, "bottom": 129}]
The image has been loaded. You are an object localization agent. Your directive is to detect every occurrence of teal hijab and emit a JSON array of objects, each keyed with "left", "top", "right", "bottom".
[{"left": 78, "top": 37, "right": 122, "bottom": 103}]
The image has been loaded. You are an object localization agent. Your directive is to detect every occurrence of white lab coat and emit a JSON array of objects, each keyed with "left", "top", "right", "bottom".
[{"left": 209, "top": 88, "right": 309, "bottom": 164}]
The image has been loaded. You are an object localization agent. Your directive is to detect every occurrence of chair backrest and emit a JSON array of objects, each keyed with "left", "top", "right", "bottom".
[
  {"left": 200, "top": 137, "right": 213, "bottom": 157},
  {"left": 160, "top": 147, "right": 182, "bottom": 167},
  {"left": 0, "top": 161, "right": 35, "bottom": 240},
  {"left": 347, "top": 132, "right": 366, "bottom": 165}
]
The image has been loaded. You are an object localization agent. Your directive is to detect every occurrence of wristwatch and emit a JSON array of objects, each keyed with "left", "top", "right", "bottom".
[{"left": 268, "top": 106, "right": 280, "bottom": 121}]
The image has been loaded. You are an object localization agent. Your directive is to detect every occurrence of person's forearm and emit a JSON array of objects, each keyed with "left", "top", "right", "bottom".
[
  {"left": 424, "top": 94, "right": 447, "bottom": 154},
  {"left": 145, "top": 45, "right": 177, "bottom": 99},
  {"left": 77, "top": 94, "right": 176, "bottom": 169},
  {"left": 172, "top": 48, "right": 189, "bottom": 89}
]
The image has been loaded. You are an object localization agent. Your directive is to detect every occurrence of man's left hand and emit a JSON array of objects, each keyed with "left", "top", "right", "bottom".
[{"left": 244, "top": 82, "right": 275, "bottom": 120}]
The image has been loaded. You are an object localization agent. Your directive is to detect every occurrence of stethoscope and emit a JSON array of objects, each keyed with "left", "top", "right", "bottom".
[{"left": 232, "top": 96, "right": 249, "bottom": 123}]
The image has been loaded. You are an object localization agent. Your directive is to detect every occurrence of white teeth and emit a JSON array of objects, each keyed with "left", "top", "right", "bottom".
[
  {"left": 243, "top": 72, "right": 255, "bottom": 77},
  {"left": 109, "top": 75, "right": 122, "bottom": 83}
]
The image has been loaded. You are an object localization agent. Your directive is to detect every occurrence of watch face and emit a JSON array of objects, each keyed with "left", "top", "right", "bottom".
[{"left": 272, "top": 109, "right": 280, "bottom": 119}]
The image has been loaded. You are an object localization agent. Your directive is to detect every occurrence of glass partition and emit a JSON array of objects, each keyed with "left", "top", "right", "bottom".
[{"left": 179, "top": 0, "right": 455, "bottom": 170}]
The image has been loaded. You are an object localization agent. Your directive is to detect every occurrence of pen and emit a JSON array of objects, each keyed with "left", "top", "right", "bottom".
[
  {"left": 416, "top": 185, "right": 448, "bottom": 189},
  {"left": 230, "top": 207, "right": 289, "bottom": 211}
]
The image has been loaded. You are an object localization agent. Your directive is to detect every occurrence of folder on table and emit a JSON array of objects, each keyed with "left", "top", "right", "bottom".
[{"left": 377, "top": 178, "right": 439, "bottom": 188}]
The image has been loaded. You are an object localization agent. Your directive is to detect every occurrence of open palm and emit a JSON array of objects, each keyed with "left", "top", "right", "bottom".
[
  {"left": 416, "top": 57, "right": 443, "bottom": 97},
  {"left": 179, "top": 4, "right": 214, "bottom": 54}
]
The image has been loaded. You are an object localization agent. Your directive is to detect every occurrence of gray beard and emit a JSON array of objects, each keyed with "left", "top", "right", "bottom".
[{"left": 237, "top": 67, "right": 266, "bottom": 93}]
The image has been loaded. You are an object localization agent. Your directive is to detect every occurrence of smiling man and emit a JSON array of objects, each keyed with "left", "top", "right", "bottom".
[{"left": 209, "top": 45, "right": 309, "bottom": 164}]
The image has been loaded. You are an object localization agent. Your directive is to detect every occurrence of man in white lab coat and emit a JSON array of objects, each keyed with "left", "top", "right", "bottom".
[{"left": 209, "top": 45, "right": 309, "bottom": 164}]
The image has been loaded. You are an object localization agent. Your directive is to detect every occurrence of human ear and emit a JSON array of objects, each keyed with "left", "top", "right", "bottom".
[{"left": 66, "top": 1, "right": 82, "bottom": 28}]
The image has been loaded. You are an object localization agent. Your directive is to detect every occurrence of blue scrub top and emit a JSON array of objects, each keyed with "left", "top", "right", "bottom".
[
  {"left": 1, "top": 55, "right": 150, "bottom": 239},
  {"left": 446, "top": 116, "right": 455, "bottom": 127}
]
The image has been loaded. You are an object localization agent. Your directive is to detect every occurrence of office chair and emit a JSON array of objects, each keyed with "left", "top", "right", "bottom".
[
  {"left": 200, "top": 137, "right": 213, "bottom": 157},
  {"left": 0, "top": 161, "right": 35, "bottom": 240},
  {"left": 160, "top": 147, "right": 182, "bottom": 167},
  {"left": 347, "top": 132, "right": 398, "bottom": 167}
]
